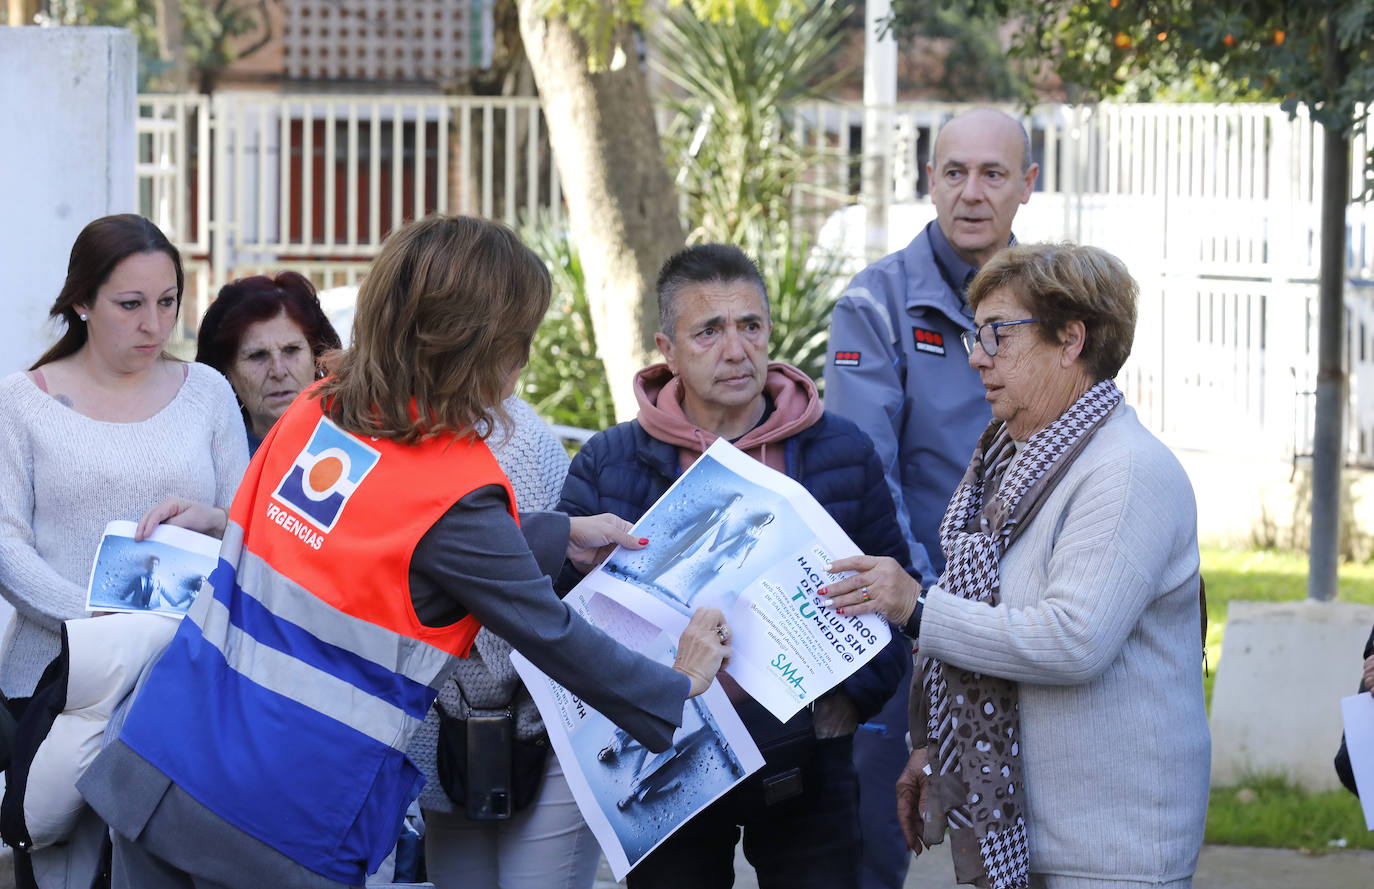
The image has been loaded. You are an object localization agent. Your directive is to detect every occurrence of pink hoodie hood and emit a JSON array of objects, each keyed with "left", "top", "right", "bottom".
[{"left": 634, "top": 361, "right": 825, "bottom": 474}]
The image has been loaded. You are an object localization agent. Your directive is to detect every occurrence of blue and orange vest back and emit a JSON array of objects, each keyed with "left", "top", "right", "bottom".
[{"left": 119, "top": 393, "right": 515, "bottom": 884}]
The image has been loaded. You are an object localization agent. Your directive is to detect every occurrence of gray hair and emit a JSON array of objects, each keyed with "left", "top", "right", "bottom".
[{"left": 656, "top": 243, "right": 769, "bottom": 340}]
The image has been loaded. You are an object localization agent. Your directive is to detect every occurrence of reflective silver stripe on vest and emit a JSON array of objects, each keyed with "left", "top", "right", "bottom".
[
  {"left": 184, "top": 520, "right": 244, "bottom": 628},
  {"left": 183, "top": 521, "right": 457, "bottom": 748},
  {"left": 192, "top": 591, "right": 423, "bottom": 748},
  {"left": 232, "top": 550, "right": 457, "bottom": 689}
]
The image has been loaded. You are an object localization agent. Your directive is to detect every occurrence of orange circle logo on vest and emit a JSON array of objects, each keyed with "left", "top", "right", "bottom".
[
  {"left": 301, "top": 450, "right": 351, "bottom": 501},
  {"left": 272, "top": 418, "right": 382, "bottom": 532}
]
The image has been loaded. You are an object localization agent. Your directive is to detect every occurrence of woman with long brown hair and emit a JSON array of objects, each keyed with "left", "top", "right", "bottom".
[
  {"left": 0, "top": 214, "right": 248, "bottom": 698},
  {"left": 79, "top": 214, "right": 732, "bottom": 889}
]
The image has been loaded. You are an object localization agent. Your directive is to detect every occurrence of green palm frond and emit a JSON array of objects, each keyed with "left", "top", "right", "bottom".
[
  {"left": 518, "top": 220, "right": 617, "bottom": 435},
  {"left": 656, "top": 0, "right": 850, "bottom": 388}
]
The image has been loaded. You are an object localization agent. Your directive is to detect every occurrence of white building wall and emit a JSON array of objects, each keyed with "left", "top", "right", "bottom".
[
  {"left": 283, "top": 0, "right": 484, "bottom": 82},
  {"left": 0, "top": 24, "right": 136, "bottom": 653},
  {"left": 0, "top": 26, "right": 136, "bottom": 374}
]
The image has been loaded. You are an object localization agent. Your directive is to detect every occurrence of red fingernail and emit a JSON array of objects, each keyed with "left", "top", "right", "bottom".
[
  {"left": 837, "top": 607, "right": 846, "bottom": 615},
  {"left": 638, "top": 538, "right": 649, "bottom": 545},
  {"left": 819, "top": 587, "right": 828, "bottom": 595}
]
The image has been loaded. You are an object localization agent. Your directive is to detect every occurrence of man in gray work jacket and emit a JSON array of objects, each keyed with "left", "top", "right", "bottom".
[{"left": 823, "top": 107, "right": 1039, "bottom": 889}]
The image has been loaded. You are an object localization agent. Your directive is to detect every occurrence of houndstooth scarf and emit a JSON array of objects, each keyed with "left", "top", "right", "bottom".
[{"left": 920, "top": 379, "right": 1123, "bottom": 889}]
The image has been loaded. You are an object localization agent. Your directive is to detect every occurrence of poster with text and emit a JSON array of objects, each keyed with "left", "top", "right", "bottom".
[
  {"left": 86, "top": 521, "right": 220, "bottom": 616},
  {"left": 588, "top": 437, "right": 892, "bottom": 721}
]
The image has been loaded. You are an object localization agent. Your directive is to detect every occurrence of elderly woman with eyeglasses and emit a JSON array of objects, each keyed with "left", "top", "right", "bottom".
[{"left": 823, "top": 243, "right": 1209, "bottom": 889}]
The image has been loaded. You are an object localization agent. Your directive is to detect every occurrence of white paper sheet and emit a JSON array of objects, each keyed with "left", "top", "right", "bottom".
[
  {"left": 85, "top": 520, "right": 221, "bottom": 616},
  {"left": 1340, "top": 693, "right": 1374, "bottom": 830},
  {"left": 585, "top": 437, "right": 892, "bottom": 721},
  {"left": 510, "top": 437, "right": 900, "bottom": 877},
  {"left": 511, "top": 589, "right": 765, "bottom": 880}
]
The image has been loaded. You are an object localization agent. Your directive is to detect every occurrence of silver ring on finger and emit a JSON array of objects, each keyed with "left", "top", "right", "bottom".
[{"left": 715, "top": 624, "right": 730, "bottom": 645}]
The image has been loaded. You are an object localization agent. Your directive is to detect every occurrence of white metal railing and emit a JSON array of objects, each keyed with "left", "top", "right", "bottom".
[
  {"left": 136, "top": 96, "right": 1373, "bottom": 280},
  {"left": 135, "top": 95, "right": 1374, "bottom": 464},
  {"left": 137, "top": 92, "right": 562, "bottom": 290},
  {"left": 137, "top": 94, "right": 210, "bottom": 255},
  {"left": 787, "top": 101, "right": 1374, "bottom": 279}
]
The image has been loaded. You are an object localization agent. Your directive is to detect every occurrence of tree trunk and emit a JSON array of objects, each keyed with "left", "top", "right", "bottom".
[
  {"left": 7, "top": 0, "right": 39, "bottom": 26},
  {"left": 447, "top": 3, "right": 540, "bottom": 221},
  {"left": 1307, "top": 16, "right": 1350, "bottom": 602},
  {"left": 154, "top": 0, "right": 189, "bottom": 91},
  {"left": 517, "top": 2, "right": 685, "bottom": 420}
]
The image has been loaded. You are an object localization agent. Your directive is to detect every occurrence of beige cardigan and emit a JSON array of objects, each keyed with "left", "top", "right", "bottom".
[{"left": 917, "top": 404, "right": 1210, "bottom": 889}]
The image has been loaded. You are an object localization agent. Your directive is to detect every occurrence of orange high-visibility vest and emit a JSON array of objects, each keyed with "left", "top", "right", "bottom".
[{"left": 121, "top": 392, "right": 515, "bottom": 884}]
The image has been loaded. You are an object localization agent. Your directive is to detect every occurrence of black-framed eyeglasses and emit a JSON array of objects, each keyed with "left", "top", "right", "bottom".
[{"left": 960, "top": 319, "right": 1039, "bottom": 357}]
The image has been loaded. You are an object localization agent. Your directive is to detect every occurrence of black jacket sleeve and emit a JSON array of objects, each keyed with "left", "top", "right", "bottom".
[
  {"left": 835, "top": 426, "right": 922, "bottom": 724},
  {"left": 1335, "top": 624, "right": 1374, "bottom": 797},
  {"left": 552, "top": 437, "right": 607, "bottom": 595}
]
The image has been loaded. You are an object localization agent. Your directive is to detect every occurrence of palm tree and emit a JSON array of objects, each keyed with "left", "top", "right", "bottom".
[{"left": 654, "top": 0, "right": 850, "bottom": 386}]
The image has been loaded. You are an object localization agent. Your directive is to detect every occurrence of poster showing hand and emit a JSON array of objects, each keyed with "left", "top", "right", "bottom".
[{"left": 511, "top": 592, "right": 764, "bottom": 879}]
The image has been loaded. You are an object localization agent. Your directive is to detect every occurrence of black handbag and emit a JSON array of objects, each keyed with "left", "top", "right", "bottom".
[
  {"left": 0, "top": 632, "right": 113, "bottom": 889},
  {"left": 433, "top": 693, "right": 549, "bottom": 818}
]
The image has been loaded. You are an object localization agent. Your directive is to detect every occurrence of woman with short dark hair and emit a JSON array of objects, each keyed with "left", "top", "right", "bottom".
[
  {"left": 827, "top": 243, "right": 1209, "bottom": 888},
  {"left": 0, "top": 214, "right": 247, "bottom": 698},
  {"left": 195, "top": 272, "right": 341, "bottom": 453},
  {"left": 79, "top": 214, "right": 733, "bottom": 889}
]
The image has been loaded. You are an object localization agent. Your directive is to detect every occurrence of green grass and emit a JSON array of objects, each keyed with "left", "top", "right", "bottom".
[
  {"left": 1206, "top": 774, "right": 1374, "bottom": 851},
  {"left": 1200, "top": 548, "right": 1374, "bottom": 709},
  {"left": 1200, "top": 548, "right": 1374, "bottom": 849}
]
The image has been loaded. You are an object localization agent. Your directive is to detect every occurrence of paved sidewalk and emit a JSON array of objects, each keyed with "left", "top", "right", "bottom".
[
  {"left": 595, "top": 843, "right": 1374, "bottom": 888},
  {"left": 3, "top": 831, "right": 1363, "bottom": 887}
]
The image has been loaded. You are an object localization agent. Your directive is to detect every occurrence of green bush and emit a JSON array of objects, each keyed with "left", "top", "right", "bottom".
[
  {"left": 656, "top": 0, "right": 851, "bottom": 390},
  {"left": 761, "top": 232, "right": 845, "bottom": 389},
  {"left": 518, "top": 222, "right": 616, "bottom": 435}
]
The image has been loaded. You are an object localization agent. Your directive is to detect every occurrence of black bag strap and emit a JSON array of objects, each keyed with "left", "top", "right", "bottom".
[
  {"left": 1198, "top": 574, "right": 1209, "bottom": 676},
  {"left": 1, "top": 626, "right": 74, "bottom": 878},
  {"left": 0, "top": 694, "right": 19, "bottom": 774},
  {"left": 434, "top": 679, "right": 511, "bottom": 722}
]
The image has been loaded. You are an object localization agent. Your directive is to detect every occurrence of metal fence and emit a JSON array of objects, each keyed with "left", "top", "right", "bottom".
[
  {"left": 138, "top": 92, "right": 561, "bottom": 323},
  {"left": 136, "top": 94, "right": 1374, "bottom": 463}
]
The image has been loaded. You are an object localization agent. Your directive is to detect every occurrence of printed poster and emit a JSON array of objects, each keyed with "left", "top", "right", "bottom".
[
  {"left": 86, "top": 520, "right": 220, "bottom": 616},
  {"left": 511, "top": 438, "right": 897, "bottom": 877},
  {"left": 586, "top": 437, "right": 892, "bottom": 721},
  {"left": 512, "top": 590, "right": 765, "bottom": 879}
]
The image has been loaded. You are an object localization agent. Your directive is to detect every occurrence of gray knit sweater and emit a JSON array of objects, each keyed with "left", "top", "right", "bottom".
[
  {"left": 919, "top": 405, "right": 1209, "bottom": 889},
  {"left": 406, "top": 395, "right": 571, "bottom": 813},
  {"left": 0, "top": 364, "right": 249, "bottom": 696}
]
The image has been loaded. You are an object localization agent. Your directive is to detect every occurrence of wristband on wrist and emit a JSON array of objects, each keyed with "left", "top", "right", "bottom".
[{"left": 902, "top": 587, "right": 928, "bottom": 639}]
